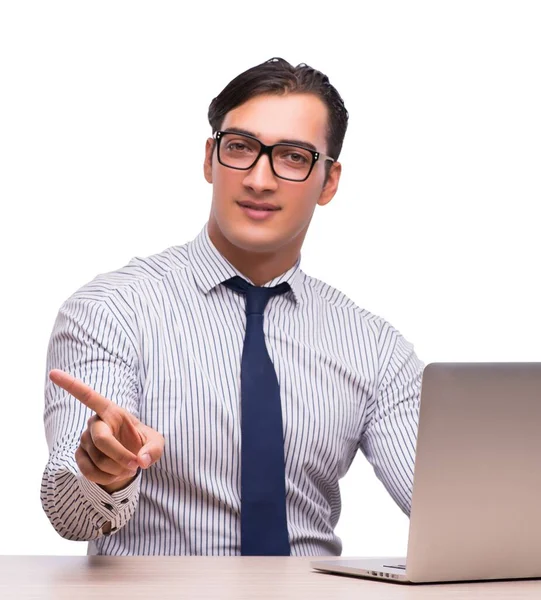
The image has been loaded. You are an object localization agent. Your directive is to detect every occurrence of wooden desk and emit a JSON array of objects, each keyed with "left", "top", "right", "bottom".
[{"left": 1, "top": 556, "right": 541, "bottom": 599}]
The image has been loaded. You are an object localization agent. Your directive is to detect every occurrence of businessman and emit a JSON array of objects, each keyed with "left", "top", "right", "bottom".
[{"left": 42, "top": 57, "right": 424, "bottom": 556}]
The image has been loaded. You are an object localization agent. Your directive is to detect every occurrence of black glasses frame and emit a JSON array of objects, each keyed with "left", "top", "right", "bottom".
[{"left": 214, "top": 130, "right": 335, "bottom": 182}]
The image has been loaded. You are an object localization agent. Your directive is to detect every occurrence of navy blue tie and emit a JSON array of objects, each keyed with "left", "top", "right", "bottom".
[{"left": 222, "top": 275, "right": 291, "bottom": 556}]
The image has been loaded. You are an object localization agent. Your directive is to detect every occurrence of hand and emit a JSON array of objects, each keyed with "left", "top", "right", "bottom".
[{"left": 49, "top": 369, "right": 164, "bottom": 492}]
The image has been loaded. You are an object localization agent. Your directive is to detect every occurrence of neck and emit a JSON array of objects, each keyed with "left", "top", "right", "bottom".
[{"left": 207, "top": 220, "right": 302, "bottom": 286}]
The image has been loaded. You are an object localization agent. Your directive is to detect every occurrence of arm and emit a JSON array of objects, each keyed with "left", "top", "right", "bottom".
[
  {"left": 359, "top": 321, "right": 425, "bottom": 516},
  {"left": 41, "top": 291, "right": 142, "bottom": 541}
]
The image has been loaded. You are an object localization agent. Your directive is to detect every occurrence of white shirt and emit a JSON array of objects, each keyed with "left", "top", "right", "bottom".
[{"left": 41, "top": 222, "right": 425, "bottom": 556}]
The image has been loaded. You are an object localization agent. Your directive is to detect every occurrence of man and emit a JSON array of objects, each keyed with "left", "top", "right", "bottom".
[{"left": 42, "top": 57, "right": 424, "bottom": 556}]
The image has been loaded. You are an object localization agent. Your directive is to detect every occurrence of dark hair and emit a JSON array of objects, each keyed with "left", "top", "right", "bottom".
[{"left": 208, "top": 57, "right": 349, "bottom": 183}]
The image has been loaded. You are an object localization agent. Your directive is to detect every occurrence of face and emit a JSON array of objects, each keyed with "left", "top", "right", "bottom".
[{"left": 203, "top": 93, "right": 342, "bottom": 268}]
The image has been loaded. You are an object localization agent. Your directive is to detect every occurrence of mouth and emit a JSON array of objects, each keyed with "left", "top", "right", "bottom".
[
  {"left": 236, "top": 201, "right": 281, "bottom": 221},
  {"left": 236, "top": 201, "right": 281, "bottom": 212}
]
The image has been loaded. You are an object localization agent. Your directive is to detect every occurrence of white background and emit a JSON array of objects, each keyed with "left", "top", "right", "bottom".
[{"left": 0, "top": 1, "right": 539, "bottom": 556}]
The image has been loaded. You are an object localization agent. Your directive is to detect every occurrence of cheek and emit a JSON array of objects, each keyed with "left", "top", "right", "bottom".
[
  {"left": 211, "top": 165, "right": 235, "bottom": 198},
  {"left": 289, "top": 183, "right": 321, "bottom": 212}
]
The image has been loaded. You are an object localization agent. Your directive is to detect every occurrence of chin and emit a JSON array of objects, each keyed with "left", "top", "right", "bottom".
[
  {"left": 209, "top": 208, "right": 292, "bottom": 254},
  {"left": 227, "top": 228, "right": 284, "bottom": 254}
]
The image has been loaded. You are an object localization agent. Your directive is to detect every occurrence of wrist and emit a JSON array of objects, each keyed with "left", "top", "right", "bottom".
[{"left": 98, "top": 472, "right": 138, "bottom": 494}]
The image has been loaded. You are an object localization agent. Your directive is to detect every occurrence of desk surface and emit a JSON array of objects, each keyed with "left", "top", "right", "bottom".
[{"left": 1, "top": 556, "right": 541, "bottom": 599}]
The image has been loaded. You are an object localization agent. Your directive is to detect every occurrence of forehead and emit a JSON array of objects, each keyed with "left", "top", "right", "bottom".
[{"left": 221, "top": 93, "right": 329, "bottom": 149}]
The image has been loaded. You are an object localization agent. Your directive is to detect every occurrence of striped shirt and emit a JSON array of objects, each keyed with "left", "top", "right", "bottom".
[{"left": 41, "top": 221, "right": 425, "bottom": 556}]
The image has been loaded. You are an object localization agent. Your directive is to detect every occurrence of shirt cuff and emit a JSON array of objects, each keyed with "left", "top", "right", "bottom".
[{"left": 76, "top": 470, "right": 141, "bottom": 530}]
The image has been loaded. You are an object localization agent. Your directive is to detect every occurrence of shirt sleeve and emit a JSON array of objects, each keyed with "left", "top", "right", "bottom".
[
  {"left": 40, "top": 290, "right": 142, "bottom": 541},
  {"left": 358, "top": 321, "right": 425, "bottom": 516}
]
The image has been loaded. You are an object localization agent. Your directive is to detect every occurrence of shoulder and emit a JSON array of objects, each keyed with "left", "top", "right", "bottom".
[
  {"left": 300, "top": 271, "right": 422, "bottom": 382},
  {"left": 300, "top": 271, "right": 387, "bottom": 336},
  {"left": 66, "top": 242, "right": 190, "bottom": 307}
]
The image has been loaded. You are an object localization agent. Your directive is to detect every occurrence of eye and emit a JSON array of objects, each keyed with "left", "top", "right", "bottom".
[
  {"left": 227, "top": 142, "right": 250, "bottom": 152},
  {"left": 287, "top": 152, "right": 308, "bottom": 164}
]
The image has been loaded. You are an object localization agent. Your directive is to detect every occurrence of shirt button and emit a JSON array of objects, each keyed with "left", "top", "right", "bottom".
[
  {"left": 102, "top": 502, "right": 114, "bottom": 511},
  {"left": 120, "top": 498, "right": 129, "bottom": 505}
]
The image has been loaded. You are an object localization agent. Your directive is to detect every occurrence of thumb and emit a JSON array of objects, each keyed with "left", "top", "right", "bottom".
[{"left": 137, "top": 442, "right": 163, "bottom": 469}]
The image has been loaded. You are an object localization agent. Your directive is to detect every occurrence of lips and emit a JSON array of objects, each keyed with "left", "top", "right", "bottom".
[{"left": 237, "top": 201, "right": 280, "bottom": 211}]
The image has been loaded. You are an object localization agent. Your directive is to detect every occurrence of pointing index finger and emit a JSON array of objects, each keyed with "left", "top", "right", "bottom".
[{"left": 49, "top": 369, "right": 113, "bottom": 418}]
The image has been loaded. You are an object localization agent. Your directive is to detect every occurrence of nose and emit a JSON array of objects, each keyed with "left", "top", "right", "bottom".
[{"left": 242, "top": 152, "right": 279, "bottom": 193}]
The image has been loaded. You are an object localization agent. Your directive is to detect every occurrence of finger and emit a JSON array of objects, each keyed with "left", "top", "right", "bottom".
[
  {"left": 89, "top": 418, "right": 139, "bottom": 467},
  {"left": 80, "top": 429, "right": 138, "bottom": 478},
  {"left": 117, "top": 411, "right": 147, "bottom": 450},
  {"left": 75, "top": 445, "right": 122, "bottom": 486},
  {"left": 49, "top": 369, "right": 113, "bottom": 418},
  {"left": 137, "top": 425, "right": 165, "bottom": 469}
]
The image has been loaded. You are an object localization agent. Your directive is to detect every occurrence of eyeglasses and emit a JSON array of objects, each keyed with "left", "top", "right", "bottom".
[{"left": 214, "top": 130, "right": 335, "bottom": 182}]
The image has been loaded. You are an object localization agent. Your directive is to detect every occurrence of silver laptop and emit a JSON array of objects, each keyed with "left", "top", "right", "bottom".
[{"left": 311, "top": 362, "right": 541, "bottom": 584}]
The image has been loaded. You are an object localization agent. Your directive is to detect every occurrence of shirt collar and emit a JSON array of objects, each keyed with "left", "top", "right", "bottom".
[{"left": 187, "top": 222, "right": 303, "bottom": 305}]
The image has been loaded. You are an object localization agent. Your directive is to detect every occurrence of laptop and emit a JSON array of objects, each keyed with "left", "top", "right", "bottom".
[{"left": 311, "top": 362, "right": 541, "bottom": 584}]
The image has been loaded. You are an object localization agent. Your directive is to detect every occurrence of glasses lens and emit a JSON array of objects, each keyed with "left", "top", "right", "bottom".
[
  {"left": 218, "top": 133, "right": 314, "bottom": 181},
  {"left": 272, "top": 145, "right": 313, "bottom": 180},
  {"left": 219, "top": 133, "right": 261, "bottom": 169}
]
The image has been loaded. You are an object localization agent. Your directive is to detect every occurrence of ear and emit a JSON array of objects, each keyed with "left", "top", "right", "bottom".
[
  {"left": 317, "top": 161, "right": 342, "bottom": 207},
  {"left": 203, "top": 138, "right": 215, "bottom": 184}
]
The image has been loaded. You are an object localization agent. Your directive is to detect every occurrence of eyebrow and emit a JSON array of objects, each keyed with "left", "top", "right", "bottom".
[{"left": 222, "top": 127, "right": 318, "bottom": 152}]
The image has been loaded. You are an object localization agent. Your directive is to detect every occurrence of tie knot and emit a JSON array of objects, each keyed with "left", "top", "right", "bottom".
[{"left": 222, "top": 276, "right": 290, "bottom": 315}]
